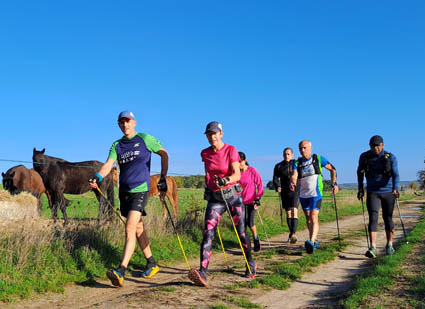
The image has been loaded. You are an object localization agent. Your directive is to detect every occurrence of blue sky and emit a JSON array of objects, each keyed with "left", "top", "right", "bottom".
[{"left": 0, "top": 1, "right": 424, "bottom": 184}]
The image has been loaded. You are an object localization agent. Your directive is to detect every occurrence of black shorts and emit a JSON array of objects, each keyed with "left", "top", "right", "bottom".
[
  {"left": 119, "top": 191, "right": 149, "bottom": 218},
  {"left": 280, "top": 191, "right": 299, "bottom": 211}
]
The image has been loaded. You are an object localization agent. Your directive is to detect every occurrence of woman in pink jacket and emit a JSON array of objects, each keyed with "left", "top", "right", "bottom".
[{"left": 239, "top": 152, "right": 264, "bottom": 252}]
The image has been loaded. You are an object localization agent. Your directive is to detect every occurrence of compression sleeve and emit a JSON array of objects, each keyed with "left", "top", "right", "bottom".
[
  {"left": 252, "top": 167, "right": 264, "bottom": 199},
  {"left": 272, "top": 163, "right": 280, "bottom": 191},
  {"left": 357, "top": 153, "right": 366, "bottom": 190},
  {"left": 391, "top": 153, "right": 400, "bottom": 190}
]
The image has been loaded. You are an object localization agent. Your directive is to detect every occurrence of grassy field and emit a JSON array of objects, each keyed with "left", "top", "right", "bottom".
[{"left": 0, "top": 187, "right": 418, "bottom": 302}]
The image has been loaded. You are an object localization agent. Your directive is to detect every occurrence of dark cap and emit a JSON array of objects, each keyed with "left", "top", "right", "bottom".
[
  {"left": 238, "top": 152, "right": 246, "bottom": 161},
  {"left": 369, "top": 135, "right": 384, "bottom": 146},
  {"left": 118, "top": 111, "right": 136, "bottom": 121},
  {"left": 204, "top": 121, "right": 222, "bottom": 133}
]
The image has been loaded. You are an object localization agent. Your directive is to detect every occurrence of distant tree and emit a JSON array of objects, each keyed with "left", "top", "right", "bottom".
[
  {"left": 174, "top": 176, "right": 184, "bottom": 188},
  {"left": 409, "top": 182, "right": 418, "bottom": 191},
  {"left": 417, "top": 169, "right": 425, "bottom": 190},
  {"left": 266, "top": 180, "right": 275, "bottom": 190}
]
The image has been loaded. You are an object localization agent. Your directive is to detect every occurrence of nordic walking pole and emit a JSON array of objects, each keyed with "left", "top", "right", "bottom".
[
  {"left": 331, "top": 192, "right": 342, "bottom": 250},
  {"left": 162, "top": 196, "right": 191, "bottom": 270},
  {"left": 278, "top": 194, "right": 283, "bottom": 227},
  {"left": 214, "top": 176, "right": 252, "bottom": 275},
  {"left": 395, "top": 198, "right": 408, "bottom": 244},
  {"left": 256, "top": 210, "right": 271, "bottom": 247},
  {"left": 360, "top": 197, "right": 370, "bottom": 248},
  {"left": 217, "top": 226, "right": 231, "bottom": 271},
  {"left": 95, "top": 187, "right": 126, "bottom": 225}
]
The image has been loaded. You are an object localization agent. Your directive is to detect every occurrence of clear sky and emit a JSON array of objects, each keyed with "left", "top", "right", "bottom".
[{"left": 1, "top": 1, "right": 424, "bottom": 184}]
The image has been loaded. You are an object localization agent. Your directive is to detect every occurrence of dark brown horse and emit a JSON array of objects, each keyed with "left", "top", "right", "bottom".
[
  {"left": 33, "top": 148, "right": 115, "bottom": 224},
  {"left": 2, "top": 165, "right": 50, "bottom": 216}
]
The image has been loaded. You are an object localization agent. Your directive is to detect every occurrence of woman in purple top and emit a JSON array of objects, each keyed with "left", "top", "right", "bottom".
[
  {"left": 188, "top": 121, "right": 257, "bottom": 287},
  {"left": 239, "top": 152, "right": 264, "bottom": 252}
]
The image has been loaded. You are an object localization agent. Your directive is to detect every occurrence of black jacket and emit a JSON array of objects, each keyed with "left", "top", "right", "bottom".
[{"left": 273, "top": 160, "right": 294, "bottom": 193}]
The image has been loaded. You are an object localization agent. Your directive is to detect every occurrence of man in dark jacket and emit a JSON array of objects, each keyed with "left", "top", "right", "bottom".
[
  {"left": 357, "top": 135, "right": 400, "bottom": 258},
  {"left": 273, "top": 147, "right": 299, "bottom": 243}
]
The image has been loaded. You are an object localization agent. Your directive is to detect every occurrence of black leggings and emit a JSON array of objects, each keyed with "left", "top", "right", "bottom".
[
  {"left": 366, "top": 191, "right": 395, "bottom": 232},
  {"left": 200, "top": 194, "right": 252, "bottom": 271},
  {"left": 245, "top": 203, "right": 256, "bottom": 228}
]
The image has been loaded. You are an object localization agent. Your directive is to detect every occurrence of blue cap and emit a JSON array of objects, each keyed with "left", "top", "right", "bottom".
[
  {"left": 118, "top": 111, "right": 136, "bottom": 121},
  {"left": 369, "top": 135, "right": 384, "bottom": 146},
  {"left": 204, "top": 121, "right": 222, "bottom": 133}
]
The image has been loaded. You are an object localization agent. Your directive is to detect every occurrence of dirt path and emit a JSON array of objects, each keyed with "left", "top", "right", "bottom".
[{"left": 6, "top": 198, "right": 424, "bottom": 309}]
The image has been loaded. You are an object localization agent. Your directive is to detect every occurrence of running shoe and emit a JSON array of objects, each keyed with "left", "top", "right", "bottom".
[
  {"left": 245, "top": 260, "right": 258, "bottom": 279},
  {"left": 385, "top": 244, "right": 395, "bottom": 255},
  {"left": 254, "top": 238, "right": 261, "bottom": 252},
  {"left": 305, "top": 240, "right": 314, "bottom": 254},
  {"left": 290, "top": 234, "right": 298, "bottom": 244},
  {"left": 188, "top": 268, "right": 208, "bottom": 287},
  {"left": 106, "top": 268, "right": 124, "bottom": 287},
  {"left": 365, "top": 246, "right": 377, "bottom": 258},
  {"left": 313, "top": 240, "right": 320, "bottom": 250},
  {"left": 141, "top": 264, "right": 160, "bottom": 278}
]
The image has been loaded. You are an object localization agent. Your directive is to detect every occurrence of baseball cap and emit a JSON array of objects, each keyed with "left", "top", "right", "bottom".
[
  {"left": 369, "top": 135, "right": 384, "bottom": 146},
  {"left": 204, "top": 121, "right": 223, "bottom": 133},
  {"left": 118, "top": 111, "right": 136, "bottom": 121}
]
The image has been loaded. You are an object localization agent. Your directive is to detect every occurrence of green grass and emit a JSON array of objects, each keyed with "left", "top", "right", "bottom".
[
  {"left": 225, "top": 296, "right": 262, "bottom": 309},
  {"left": 343, "top": 209, "right": 425, "bottom": 308},
  {"left": 0, "top": 188, "right": 418, "bottom": 302}
]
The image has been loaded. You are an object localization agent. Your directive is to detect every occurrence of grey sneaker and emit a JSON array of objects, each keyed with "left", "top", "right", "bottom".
[
  {"left": 365, "top": 246, "right": 377, "bottom": 258},
  {"left": 385, "top": 244, "right": 395, "bottom": 255}
]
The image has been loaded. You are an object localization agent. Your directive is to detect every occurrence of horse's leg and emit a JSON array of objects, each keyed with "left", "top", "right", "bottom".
[
  {"left": 50, "top": 193, "right": 59, "bottom": 222},
  {"left": 166, "top": 191, "right": 178, "bottom": 220},
  {"left": 59, "top": 195, "right": 69, "bottom": 226},
  {"left": 94, "top": 188, "right": 106, "bottom": 222}
]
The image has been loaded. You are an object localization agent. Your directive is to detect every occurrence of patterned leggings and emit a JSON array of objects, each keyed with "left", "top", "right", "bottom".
[{"left": 200, "top": 194, "right": 252, "bottom": 270}]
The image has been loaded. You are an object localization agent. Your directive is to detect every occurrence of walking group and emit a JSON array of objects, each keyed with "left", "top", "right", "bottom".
[{"left": 88, "top": 111, "right": 400, "bottom": 288}]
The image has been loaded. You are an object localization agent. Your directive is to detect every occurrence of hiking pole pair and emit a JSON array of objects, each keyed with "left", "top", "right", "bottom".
[
  {"left": 395, "top": 198, "right": 408, "bottom": 244},
  {"left": 360, "top": 197, "right": 370, "bottom": 248},
  {"left": 215, "top": 176, "right": 252, "bottom": 276}
]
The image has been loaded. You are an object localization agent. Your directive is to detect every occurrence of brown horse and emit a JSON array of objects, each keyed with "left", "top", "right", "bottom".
[
  {"left": 111, "top": 168, "right": 179, "bottom": 219},
  {"left": 2, "top": 165, "right": 50, "bottom": 216},
  {"left": 149, "top": 174, "right": 179, "bottom": 219}
]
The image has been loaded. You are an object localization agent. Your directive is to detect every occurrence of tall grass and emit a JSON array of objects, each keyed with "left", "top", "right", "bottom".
[{"left": 0, "top": 188, "right": 418, "bottom": 302}]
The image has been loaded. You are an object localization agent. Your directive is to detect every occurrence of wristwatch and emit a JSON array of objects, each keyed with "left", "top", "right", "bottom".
[{"left": 331, "top": 182, "right": 338, "bottom": 187}]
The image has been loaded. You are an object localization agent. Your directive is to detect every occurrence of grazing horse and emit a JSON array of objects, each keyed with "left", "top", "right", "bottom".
[
  {"left": 111, "top": 168, "right": 179, "bottom": 220},
  {"left": 2, "top": 165, "right": 50, "bottom": 216},
  {"left": 149, "top": 174, "right": 179, "bottom": 220},
  {"left": 32, "top": 148, "right": 115, "bottom": 224}
]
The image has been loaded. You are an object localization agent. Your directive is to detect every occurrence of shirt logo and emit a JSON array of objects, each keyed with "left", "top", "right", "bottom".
[{"left": 134, "top": 143, "right": 140, "bottom": 147}]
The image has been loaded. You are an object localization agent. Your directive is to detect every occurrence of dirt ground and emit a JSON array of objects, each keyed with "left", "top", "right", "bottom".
[{"left": 5, "top": 198, "right": 424, "bottom": 309}]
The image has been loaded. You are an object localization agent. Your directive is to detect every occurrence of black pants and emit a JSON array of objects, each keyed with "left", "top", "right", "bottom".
[{"left": 366, "top": 191, "right": 395, "bottom": 232}]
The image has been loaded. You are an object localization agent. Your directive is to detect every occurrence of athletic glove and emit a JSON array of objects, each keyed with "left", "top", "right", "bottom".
[
  {"left": 89, "top": 172, "right": 103, "bottom": 184},
  {"left": 214, "top": 175, "right": 227, "bottom": 188},
  {"left": 357, "top": 189, "right": 364, "bottom": 200},
  {"left": 254, "top": 198, "right": 261, "bottom": 206},
  {"left": 157, "top": 175, "right": 168, "bottom": 192},
  {"left": 393, "top": 190, "right": 400, "bottom": 199}
]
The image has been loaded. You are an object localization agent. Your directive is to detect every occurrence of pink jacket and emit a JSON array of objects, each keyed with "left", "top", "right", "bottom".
[{"left": 239, "top": 166, "right": 264, "bottom": 204}]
